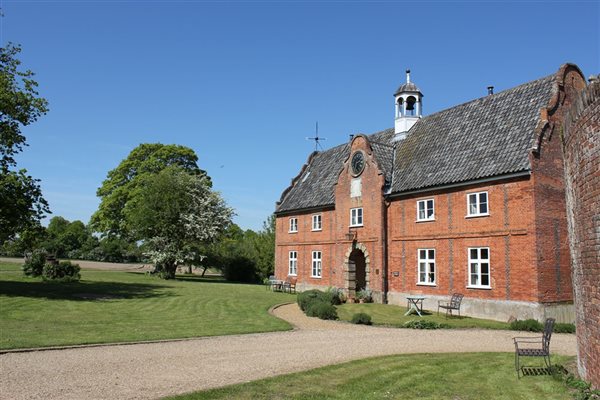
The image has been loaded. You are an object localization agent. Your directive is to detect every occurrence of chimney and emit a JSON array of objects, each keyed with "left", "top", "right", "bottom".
[{"left": 487, "top": 86, "right": 494, "bottom": 95}]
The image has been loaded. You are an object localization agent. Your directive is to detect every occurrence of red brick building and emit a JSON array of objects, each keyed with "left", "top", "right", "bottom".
[{"left": 274, "top": 64, "right": 587, "bottom": 322}]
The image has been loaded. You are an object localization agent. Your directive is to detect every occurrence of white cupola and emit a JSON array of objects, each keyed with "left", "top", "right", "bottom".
[{"left": 394, "top": 69, "right": 423, "bottom": 138}]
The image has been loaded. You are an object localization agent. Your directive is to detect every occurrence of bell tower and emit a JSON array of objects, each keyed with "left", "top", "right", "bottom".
[{"left": 394, "top": 69, "right": 423, "bottom": 138}]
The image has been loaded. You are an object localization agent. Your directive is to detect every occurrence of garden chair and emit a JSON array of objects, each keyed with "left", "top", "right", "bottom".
[
  {"left": 282, "top": 277, "right": 297, "bottom": 294},
  {"left": 266, "top": 275, "right": 276, "bottom": 290},
  {"left": 513, "top": 318, "right": 555, "bottom": 378},
  {"left": 437, "top": 293, "right": 464, "bottom": 317}
]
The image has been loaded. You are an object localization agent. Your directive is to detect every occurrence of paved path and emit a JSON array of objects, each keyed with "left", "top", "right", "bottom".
[{"left": 0, "top": 304, "right": 577, "bottom": 400}]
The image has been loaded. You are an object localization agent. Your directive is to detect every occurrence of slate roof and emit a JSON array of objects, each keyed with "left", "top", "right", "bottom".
[{"left": 276, "top": 72, "right": 557, "bottom": 213}]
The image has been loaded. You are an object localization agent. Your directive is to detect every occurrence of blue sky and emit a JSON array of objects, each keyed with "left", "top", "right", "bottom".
[{"left": 2, "top": 1, "right": 598, "bottom": 231}]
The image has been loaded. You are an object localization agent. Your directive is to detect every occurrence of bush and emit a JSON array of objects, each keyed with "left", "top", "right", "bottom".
[
  {"left": 404, "top": 320, "right": 447, "bottom": 329},
  {"left": 297, "top": 290, "right": 329, "bottom": 311},
  {"left": 351, "top": 313, "right": 372, "bottom": 325},
  {"left": 356, "top": 288, "right": 373, "bottom": 303},
  {"left": 22, "top": 250, "right": 46, "bottom": 277},
  {"left": 42, "top": 261, "right": 81, "bottom": 282},
  {"left": 510, "top": 319, "right": 543, "bottom": 332},
  {"left": 222, "top": 256, "right": 259, "bottom": 283},
  {"left": 554, "top": 323, "right": 576, "bottom": 333},
  {"left": 325, "top": 287, "right": 344, "bottom": 305},
  {"left": 306, "top": 301, "right": 338, "bottom": 320}
]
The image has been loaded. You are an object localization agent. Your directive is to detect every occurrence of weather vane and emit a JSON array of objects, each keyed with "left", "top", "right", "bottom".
[{"left": 306, "top": 121, "right": 326, "bottom": 151}]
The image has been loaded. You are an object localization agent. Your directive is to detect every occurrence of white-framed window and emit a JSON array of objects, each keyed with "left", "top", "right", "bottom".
[
  {"left": 468, "top": 247, "right": 491, "bottom": 288},
  {"left": 312, "top": 214, "right": 322, "bottom": 231},
  {"left": 418, "top": 249, "right": 436, "bottom": 285},
  {"left": 417, "top": 199, "right": 435, "bottom": 221},
  {"left": 467, "top": 191, "right": 489, "bottom": 217},
  {"left": 350, "top": 207, "right": 363, "bottom": 227},
  {"left": 311, "top": 251, "right": 322, "bottom": 278},
  {"left": 288, "top": 251, "right": 297, "bottom": 276},
  {"left": 289, "top": 218, "right": 298, "bottom": 233}
]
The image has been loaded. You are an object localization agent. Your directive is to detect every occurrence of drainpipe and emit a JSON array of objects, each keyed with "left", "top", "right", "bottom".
[{"left": 382, "top": 199, "right": 390, "bottom": 304}]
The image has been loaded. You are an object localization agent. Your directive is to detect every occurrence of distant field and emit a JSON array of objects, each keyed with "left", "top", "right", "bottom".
[{"left": 0, "top": 262, "right": 292, "bottom": 350}]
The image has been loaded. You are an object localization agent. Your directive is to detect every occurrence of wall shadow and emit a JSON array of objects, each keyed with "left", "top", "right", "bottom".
[{"left": 0, "top": 279, "right": 171, "bottom": 301}]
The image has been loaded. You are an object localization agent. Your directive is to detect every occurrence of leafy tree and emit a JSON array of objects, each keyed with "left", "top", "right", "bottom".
[
  {"left": 125, "top": 166, "right": 233, "bottom": 279},
  {"left": 0, "top": 43, "right": 50, "bottom": 243},
  {"left": 91, "top": 143, "right": 208, "bottom": 238}
]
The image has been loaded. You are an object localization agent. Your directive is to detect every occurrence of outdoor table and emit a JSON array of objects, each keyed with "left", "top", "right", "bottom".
[
  {"left": 405, "top": 295, "right": 426, "bottom": 316},
  {"left": 270, "top": 280, "right": 285, "bottom": 292}
]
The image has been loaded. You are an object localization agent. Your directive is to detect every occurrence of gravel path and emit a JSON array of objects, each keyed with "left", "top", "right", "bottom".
[{"left": 0, "top": 303, "right": 577, "bottom": 400}]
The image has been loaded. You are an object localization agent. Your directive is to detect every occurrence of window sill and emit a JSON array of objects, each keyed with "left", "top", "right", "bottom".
[
  {"left": 416, "top": 218, "right": 435, "bottom": 223},
  {"left": 465, "top": 213, "right": 490, "bottom": 219},
  {"left": 288, "top": 273, "right": 297, "bottom": 277},
  {"left": 417, "top": 282, "right": 437, "bottom": 287},
  {"left": 311, "top": 229, "right": 322, "bottom": 232},
  {"left": 288, "top": 231, "right": 298, "bottom": 234},
  {"left": 467, "top": 285, "right": 492, "bottom": 290},
  {"left": 310, "top": 275, "right": 322, "bottom": 279},
  {"left": 349, "top": 224, "right": 363, "bottom": 228}
]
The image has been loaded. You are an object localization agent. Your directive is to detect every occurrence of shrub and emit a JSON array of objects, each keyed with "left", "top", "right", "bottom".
[
  {"left": 325, "top": 287, "right": 344, "bottom": 305},
  {"left": 222, "top": 256, "right": 259, "bottom": 283},
  {"left": 42, "top": 261, "right": 81, "bottom": 282},
  {"left": 23, "top": 249, "right": 47, "bottom": 277},
  {"left": 306, "top": 301, "right": 338, "bottom": 320},
  {"left": 554, "top": 323, "right": 576, "bottom": 333},
  {"left": 510, "top": 319, "right": 543, "bottom": 332},
  {"left": 404, "top": 320, "right": 447, "bottom": 329},
  {"left": 351, "top": 313, "right": 372, "bottom": 325},
  {"left": 297, "top": 290, "right": 329, "bottom": 311}
]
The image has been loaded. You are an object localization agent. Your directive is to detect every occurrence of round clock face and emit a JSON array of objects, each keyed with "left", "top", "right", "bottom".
[{"left": 351, "top": 151, "right": 365, "bottom": 176}]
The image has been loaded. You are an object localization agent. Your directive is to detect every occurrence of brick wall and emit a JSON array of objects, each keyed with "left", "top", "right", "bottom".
[
  {"left": 531, "top": 64, "right": 586, "bottom": 304},
  {"left": 387, "top": 177, "right": 538, "bottom": 302},
  {"left": 563, "top": 77, "right": 600, "bottom": 389}
]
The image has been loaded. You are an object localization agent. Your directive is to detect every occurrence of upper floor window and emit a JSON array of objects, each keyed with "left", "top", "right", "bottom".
[
  {"left": 350, "top": 207, "right": 363, "bottom": 227},
  {"left": 312, "top": 214, "right": 322, "bottom": 231},
  {"left": 311, "top": 251, "right": 322, "bottom": 278},
  {"left": 417, "top": 199, "right": 435, "bottom": 221},
  {"left": 418, "top": 249, "right": 436, "bottom": 285},
  {"left": 468, "top": 247, "right": 491, "bottom": 288},
  {"left": 288, "top": 251, "right": 297, "bottom": 276},
  {"left": 289, "top": 218, "right": 298, "bottom": 233},
  {"left": 467, "top": 191, "right": 489, "bottom": 217}
]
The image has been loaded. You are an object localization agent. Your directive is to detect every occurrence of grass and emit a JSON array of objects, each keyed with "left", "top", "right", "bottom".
[
  {"left": 337, "top": 303, "right": 510, "bottom": 330},
  {"left": 164, "top": 353, "right": 576, "bottom": 400},
  {"left": 0, "top": 261, "right": 293, "bottom": 349}
]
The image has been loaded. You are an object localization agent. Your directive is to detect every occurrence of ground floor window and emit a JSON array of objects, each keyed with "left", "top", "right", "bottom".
[
  {"left": 468, "top": 247, "right": 490, "bottom": 288},
  {"left": 288, "top": 251, "right": 297, "bottom": 275},
  {"left": 418, "top": 248, "right": 436, "bottom": 285},
  {"left": 311, "top": 251, "right": 322, "bottom": 278}
]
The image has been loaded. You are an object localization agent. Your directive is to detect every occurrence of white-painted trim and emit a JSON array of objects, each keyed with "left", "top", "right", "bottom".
[
  {"left": 416, "top": 198, "right": 435, "bottom": 221},
  {"left": 468, "top": 247, "right": 491, "bottom": 288},
  {"left": 311, "top": 250, "right": 322, "bottom": 278},
  {"left": 417, "top": 248, "right": 436, "bottom": 285},
  {"left": 311, "top": 214, "right": 322, "bottom": 231},
  {"left": 350, "top": 207, "right": 363, "bottom": 227},
  {"left": 466, "top": 191, "right": 489, "bottom": 217},
  {"left": 288, "top": 217, "right": 298, "bottom": 233}
]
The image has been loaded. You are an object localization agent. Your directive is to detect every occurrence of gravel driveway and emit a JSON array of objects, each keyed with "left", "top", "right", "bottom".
[{"left": 0, "top": 303, "right": 577, "bottom": 400}]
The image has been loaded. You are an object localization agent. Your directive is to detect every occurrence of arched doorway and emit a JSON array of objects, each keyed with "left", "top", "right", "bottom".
[{"left": 349, "top": 249, "right": 367, "bottom": 292}]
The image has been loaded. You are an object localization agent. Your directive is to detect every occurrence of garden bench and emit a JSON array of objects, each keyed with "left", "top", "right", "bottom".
[
  {"left": 513, "top": 318, "right": 555, "bottom": 378},
  {"left": 437, "top": 293, "right": 464, "bottom": 318}
]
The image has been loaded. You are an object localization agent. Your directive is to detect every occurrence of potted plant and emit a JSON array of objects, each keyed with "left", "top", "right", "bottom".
[{"left": 356, "top": 288, "right": 373, "bottom": 303}]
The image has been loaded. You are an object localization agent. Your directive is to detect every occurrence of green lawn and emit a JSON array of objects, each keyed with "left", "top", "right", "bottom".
[
  {"left": 0, "top": 262, "right": 292, "bottom": 349},
  {"left": 337, "top": 303, "right": 510, "bottom": 330},
  {"left": 165, "top": 353, "right": 575, "bottom": 400}
]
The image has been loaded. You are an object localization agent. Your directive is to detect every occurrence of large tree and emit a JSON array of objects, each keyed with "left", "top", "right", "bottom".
[
  {"left": 0, "top": 43, "right": 50, "bottom": 243},
  {"left": 125, "top": 166, "right": 233, "bottom": 279},
  {"left": 91, "top": 143, "right": 207, "bottom": 238}
]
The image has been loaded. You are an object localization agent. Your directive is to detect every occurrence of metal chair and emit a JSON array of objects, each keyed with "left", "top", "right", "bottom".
[
  {"left": 513, "top": 318, "right": 555, "bottom": 378},
  {"left": 282, "top": 277, "right": 297, "bottom": 294},
  {"left": 437, "top": 293, "right": 464, "bottom": 317}
]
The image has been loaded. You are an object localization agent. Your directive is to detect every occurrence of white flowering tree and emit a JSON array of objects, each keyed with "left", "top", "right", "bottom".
[{"left": 124, "top": 166, "right": 234, "bottom": 279}]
